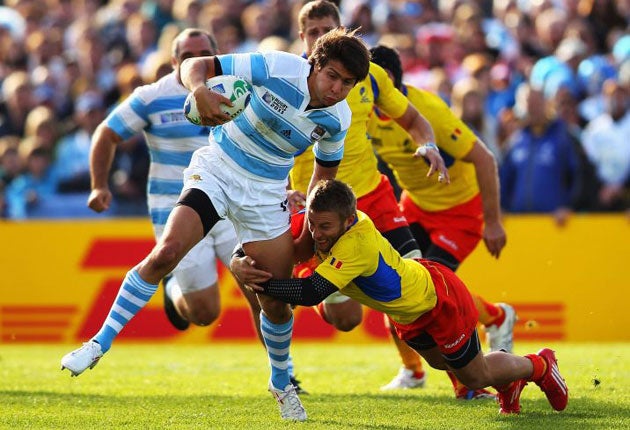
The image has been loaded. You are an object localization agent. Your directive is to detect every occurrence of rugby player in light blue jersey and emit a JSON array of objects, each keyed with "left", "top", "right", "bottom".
[
  {"left": 61, "top": 27, "right": 371, "bottom": 422},
  {"left": 82, "top": 28, "right": 304, "bottom": 394},
  {"left": 85, "top": 29, "right": 263, "bottom": 334}
]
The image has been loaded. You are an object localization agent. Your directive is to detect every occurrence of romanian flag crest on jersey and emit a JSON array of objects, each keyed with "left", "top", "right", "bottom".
[
  {"left": 330, "top": 257, "right": 343, "bottom": 269},
  {"left": 450, "top": 128, "right": 462, "bottom": 141}
]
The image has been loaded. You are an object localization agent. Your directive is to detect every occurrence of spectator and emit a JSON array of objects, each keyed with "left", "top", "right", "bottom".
[
  {"left": 581, "top": 79, "right": 630, "bottom": 211},
  {"left": 0, "top": 136, "right": 22, "bottom": 218},
  {"left": 23, "top": 105, "right": 61, "bottom": 152},
  {"left": 140, "top": 0, "right": 175, "bottom": 34},
  {"left": 577, "top": 54, "right": 618, "bottom": 122},
  {"left": 346, "top": 1, "right": 379, "bottom": 46},
  {"left": 171, "top": 0, "right": 204, "bottom": 29},
  {"left": 451, "top": 76, "right": 502, "bottom": 161},
  {"left": 0, "top": 135, "right": 22, "bottom": 189},
  {"left": 549, "top": 84, "right": 601, "bottom": 212},
  {"left": 578, "top": 0, "right": 627, "bottom": 53},
  {"left": 54, "top": 90, "right": 106, "bottom": 193},
  {"left": 531, "top": 36, "right": 587, "bottom": 102},
  {"left": 532, "top": 7, "right": 568, "bottom": 56},
  {"left": 500, "top": 83, "right": 581, "bottom": 226},
  {"left": 125, "top": 12, "right": 159, "bottom": 70},
  {"left": 0, "top": 71, "right": 35, "bottom": 138},
  {"left": 236, "top": 3, "right": 275, "bottom": 53},
  {"left": 4, "top": 141, "right": 59, "bottom": 219}
]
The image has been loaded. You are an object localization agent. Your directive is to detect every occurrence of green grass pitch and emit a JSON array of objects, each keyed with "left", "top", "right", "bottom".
[{"left": 1, "top": 342, "right": 628, "bottom": 429}]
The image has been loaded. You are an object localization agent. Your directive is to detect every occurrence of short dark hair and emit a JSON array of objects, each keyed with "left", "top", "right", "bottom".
[
  {"left": 298, "top": 0, "right": 341, "bottom": 32},
  {"left": 370, "top": 45, "right": 403, "bottom": 90},
  {"left": 309, "top": 28, "right": 370, "bottom": 83},
  {"left": 172, "top": 28, "right": 219, "bottom": 59},
  {"left": 307, "top": 179, "right": 356, "bottom": 221}
]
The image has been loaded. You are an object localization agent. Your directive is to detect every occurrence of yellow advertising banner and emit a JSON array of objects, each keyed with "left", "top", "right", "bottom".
[{"left": 1, "top": 215, "right": 629, "bottom": 344}]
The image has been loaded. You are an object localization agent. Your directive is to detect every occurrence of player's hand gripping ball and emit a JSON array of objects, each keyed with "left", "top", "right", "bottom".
[{"left": 184, "top": 75, "right": 252, "bottom": 125}]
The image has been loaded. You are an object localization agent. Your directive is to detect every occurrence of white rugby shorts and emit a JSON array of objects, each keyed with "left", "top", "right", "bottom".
[
  {"left": 183, "top": 144, "right": 290, "bottom": 244},
  {"left": 170, "top": 218, "right": 237, "bottom": 293}
]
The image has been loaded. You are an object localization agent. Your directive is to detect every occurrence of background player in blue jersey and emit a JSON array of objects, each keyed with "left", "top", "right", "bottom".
[{"left": 61, "top": 27, "right": 371, "bottom": 422}]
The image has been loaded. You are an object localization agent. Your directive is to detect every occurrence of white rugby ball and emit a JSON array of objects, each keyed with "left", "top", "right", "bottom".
[{"left": 183, "top": 75, "right": 252, "bottom": 125}]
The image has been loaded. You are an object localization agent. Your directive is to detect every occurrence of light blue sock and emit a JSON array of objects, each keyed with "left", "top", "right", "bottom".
[
  {"left": 287, "top": 354, "right": 295, "bottom": 379},
  {"left": 93, "top": 269, "right": 158, "bottom": 352},
  {"left": 260, "top": 312, "right": 293, "bottom": 390}
]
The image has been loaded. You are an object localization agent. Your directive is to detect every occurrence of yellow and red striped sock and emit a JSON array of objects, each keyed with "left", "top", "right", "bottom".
[
  {"left": 525, "top": 353, "right": 548, "bottom": 382},
  {"left": 472, "top": 293, "right": 505, "bottom": 327}
]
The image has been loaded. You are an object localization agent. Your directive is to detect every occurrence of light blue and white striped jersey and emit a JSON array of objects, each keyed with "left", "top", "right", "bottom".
[
  {"left": 105, "top": 72, "right": 210, "bottom": 237},
  {"left": 214, "top": 51, "right": 351, "bottom": 181}
]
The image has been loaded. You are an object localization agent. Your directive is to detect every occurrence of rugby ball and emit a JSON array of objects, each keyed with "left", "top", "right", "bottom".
[{"left": 183, "top": 75, "right": 252, "bottom": 125}]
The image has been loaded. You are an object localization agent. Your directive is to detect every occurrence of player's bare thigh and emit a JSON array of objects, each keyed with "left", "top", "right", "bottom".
[{"left": 243, "top": 229, "right": 294, "bottom": 323}]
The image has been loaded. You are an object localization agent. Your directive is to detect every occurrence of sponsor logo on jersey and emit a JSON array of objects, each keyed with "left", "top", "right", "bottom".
[
  {"left": 189, "top": 174, "right": 203, "bottom": 182},
  {"left": 281, "top": 129, "right": 292, "bottom": 139},
  {"left": 159, "top": 111, "right": 188, "bottom": 124},
  {"left": 262, "top": 91, "right": 287, "bottom": 114}
]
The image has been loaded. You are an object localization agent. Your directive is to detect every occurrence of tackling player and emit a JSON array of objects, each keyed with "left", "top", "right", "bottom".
[
  {"left": 289, "top": 0, "right": 492, "bottom": 399},
  {"left": 232, "top": 179, "right": 569, "bottom": 417}
]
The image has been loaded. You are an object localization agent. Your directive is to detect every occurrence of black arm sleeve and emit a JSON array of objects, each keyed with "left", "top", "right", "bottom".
[
  {"left": 315, "top": 157, "right": 341, "bottom": 168},
  {"left": 213, "top": 57, "right": 223, "bottom": 75},
  {"left": 259, "top": 273, "right": 339, "bottom": 306}
]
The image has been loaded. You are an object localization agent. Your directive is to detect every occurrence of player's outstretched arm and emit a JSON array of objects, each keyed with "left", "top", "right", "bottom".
[{"left": 258, "top": 273, "right": 339, "bottom": 306}]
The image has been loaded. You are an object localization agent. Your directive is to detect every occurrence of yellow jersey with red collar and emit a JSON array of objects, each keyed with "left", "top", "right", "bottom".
[
  {"left": 290, "top": 62, "right": 408, "bottom": 198},
  {"left": 369, "top": 84, "right": 479, "bottom": 211},
  {"left": 314, "top": 210, "right": 437, "bottom": 324}
]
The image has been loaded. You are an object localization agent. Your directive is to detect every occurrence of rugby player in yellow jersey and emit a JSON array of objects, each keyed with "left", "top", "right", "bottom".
[
  {"left": 232, "top": 179, "right": 569, "bottom": 416},
  {"left": 288, "top": 0, "right": 450, "bottom": 389},
  {"left": 368, "top": 45, "right": 516, "bottom": 395}
]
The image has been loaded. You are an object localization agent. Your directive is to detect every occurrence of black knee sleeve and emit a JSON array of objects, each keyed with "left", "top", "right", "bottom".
[
  {"left": 408, "top": 222, "right": 460, "bottom": 271},
  {"left": 381, "top": 226, "right": 420, "bottom": 258},
  {"left": 176, "top": 188, "right": 222, "bottom": 236}
]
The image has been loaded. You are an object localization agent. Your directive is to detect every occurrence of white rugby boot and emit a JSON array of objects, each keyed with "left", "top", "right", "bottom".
[
  {"left": 268, "top": 381, "right": 307, "bottom": 421},
  {"left": 61, "top": 340, "right": 104, "bottom": 377},
  {"left": 380, "top": 366, "right": 427, "bottom": 390},
  {"left": 486, "top": 303, "right": 517, "bottom": 353}
]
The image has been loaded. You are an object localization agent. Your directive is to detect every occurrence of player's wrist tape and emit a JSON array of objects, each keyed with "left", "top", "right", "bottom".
[
  {"left": 415, "top": 142, "right": 438, "bottom": 157},
  {"left": 231, "top": 246, "right": 245, "bottom": 260}
]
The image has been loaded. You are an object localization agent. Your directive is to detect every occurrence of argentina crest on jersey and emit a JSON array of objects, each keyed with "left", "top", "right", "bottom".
[{"left": 310, "top": 125, "right": 326, "bottom": 143}]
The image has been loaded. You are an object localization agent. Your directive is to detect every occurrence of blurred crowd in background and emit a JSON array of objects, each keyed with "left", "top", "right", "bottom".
[{"left": 0, "top": 0, "right": 628, "bottom": 221}]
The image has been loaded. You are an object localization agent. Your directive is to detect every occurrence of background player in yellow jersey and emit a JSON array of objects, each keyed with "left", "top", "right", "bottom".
[
  {"left": 289, "top": 0, "right": 450, "bottom": 386},
  {"left": 232, "top": 179, "right": 569, "bottom": 417},
  {"left": 367, "top": 45, "right": 516, "bottom": 394}
]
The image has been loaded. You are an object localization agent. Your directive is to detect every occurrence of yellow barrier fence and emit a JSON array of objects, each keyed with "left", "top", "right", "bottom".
[{"left": 1, "top": 214, "right": 628, "bottom": 344}]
